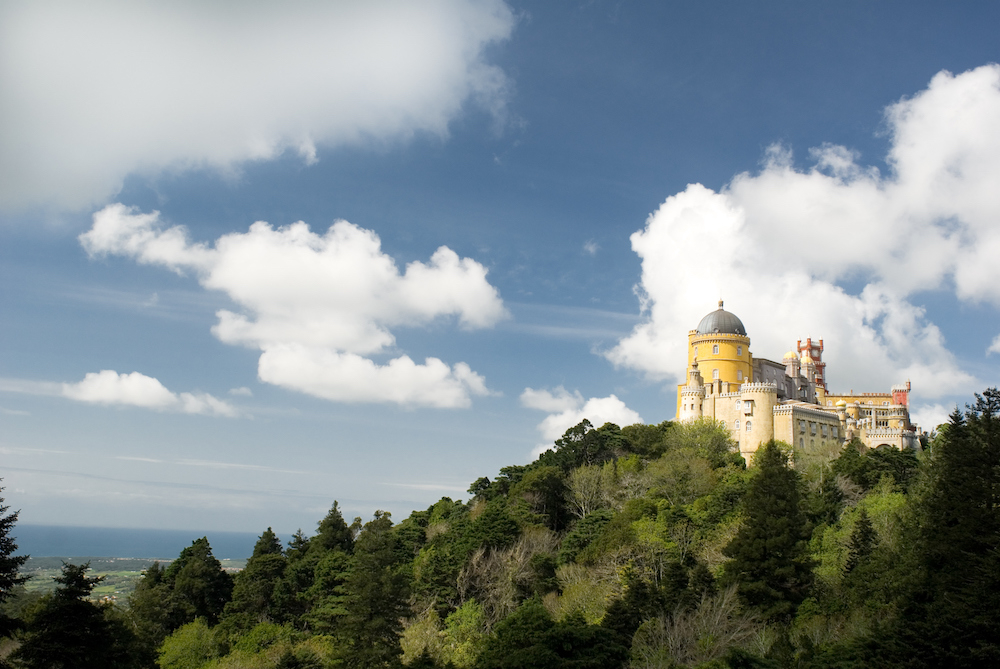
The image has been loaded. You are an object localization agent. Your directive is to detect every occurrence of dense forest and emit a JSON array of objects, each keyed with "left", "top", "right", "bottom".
[{"left": 1, "top": 388, "right": 999, "bottom": 669}]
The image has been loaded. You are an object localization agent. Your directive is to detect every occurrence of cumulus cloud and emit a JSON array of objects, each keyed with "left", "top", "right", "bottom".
[
  {"left": 607, "top": 65, "right": 1000, "bottom": 401},
  {"left": 909, "top": 403, "right": 955, "bottom": 433},
  {"left": 988, "top": 335, "right": 1000, "bottom": 356},
  {"left": 81, "top": 206, "right": 506, "bottom": 407},
  {"left": 0, "top": 0, "right": 515, "bottom": 211},
  {"left": 521, "top": 386, "right": 643, "bottom": 456},
  {"left": 62, "top": 370, "right": 237, "bottom": 417}
]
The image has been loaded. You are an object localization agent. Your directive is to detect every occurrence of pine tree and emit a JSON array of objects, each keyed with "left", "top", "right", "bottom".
[
  {"left": 338, "top": 511, "right": 409, "bottom": 668},
  {"left": 843, "top": 507, "right": 876, "bottom": 575},
  {"left": 15, "top": 563, "right": 133, "bottom": 669},
  {"left": 164, "top": 537, "right": 233, "bottom": 626},
  {"left": 252, "top": 527, "right": 284, "bottom": 558},
  {"left": 0, "top": 483, "right": 29, "bottom": 637},
  {"left": 721, "top": 441, "right": 813, "bottom": 620},
  {"left": 882, "top": 390, "right": 1000, "bottom": 667}
]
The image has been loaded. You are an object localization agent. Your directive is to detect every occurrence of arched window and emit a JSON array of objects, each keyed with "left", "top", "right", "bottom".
[
  {"left": 746, "top": 420, "right": 752, "bottom": 432},
  {"left": 735, "top": 399, "right": 741, "bottom": 410},
  {"left": 694, "top": 346, "right": 698, "bottom": 356},
  {"left": 735, "top": 419, "right": 740, "bottom": 430},
  {"left": 713, "top": 344, "right": 719, "bottom": 354},
  {"left": 737, "top": 345, "right": 742, "bottom": 356}
]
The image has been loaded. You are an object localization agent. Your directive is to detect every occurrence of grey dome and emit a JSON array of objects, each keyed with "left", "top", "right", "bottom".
[{"left": 696, "top": 301, "right": 746, "bottom": 335}]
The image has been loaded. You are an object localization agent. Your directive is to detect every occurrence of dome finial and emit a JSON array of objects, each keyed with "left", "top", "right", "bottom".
[{"left": 718, "top": 299, "right": 724, "bottom": 309}]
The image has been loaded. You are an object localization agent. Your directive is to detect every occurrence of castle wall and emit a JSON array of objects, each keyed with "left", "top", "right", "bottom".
[{"left": 675, "top": 305, "right": 920, "bottom": 463}]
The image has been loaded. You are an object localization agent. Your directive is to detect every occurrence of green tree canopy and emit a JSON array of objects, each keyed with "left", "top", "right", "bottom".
[
  {"left": 722, "top": 441, "right": 813, "bottom": 620},
  {"left": 0, "top": 483, "right": 28, "bottom": 638},
  {"left": 15, "top": 563, "right": 133, "bottom": 669}
]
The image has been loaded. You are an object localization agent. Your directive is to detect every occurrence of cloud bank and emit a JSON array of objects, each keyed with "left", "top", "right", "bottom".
[
  {"left": 607, "top": 65, "right": 1000, "bottom": 401},
  {"left": 62, "top": 370, "right": 237, "bottom": 416},
  {"left": 521, "top": 386, "right": 643, "bottom": 456},
  {"left": 81, "top": 206, "right": 507, "bottom": 407},
  {"left": 0, "top": 0, "right": 515, "bottom": 211}
]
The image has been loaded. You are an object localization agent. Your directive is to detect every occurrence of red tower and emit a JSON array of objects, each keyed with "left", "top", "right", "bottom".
[{"left": 797, "top": 337, "right": 827, "bottom": 392}]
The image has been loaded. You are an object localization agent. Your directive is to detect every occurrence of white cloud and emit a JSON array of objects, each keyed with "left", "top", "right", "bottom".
[
  {"left": 81, "top": 206, "right": 507, "bottom": 407},
  {"left": 521, "top": 387, "right": 643, "bottom": 457},
  {"left": 61, "top": 370, "right": 237, "bottom": 417},
  {"left": 607, "top": 65, "right": 1000, "bottom": 402},
  {"left": 258, "top": 345, "right": 491, "bottom": 408},
  {"left": 520, "top": 386, "right": 584, "bottom": 413},
  {"left": 988, "top": 335, "right": 1000, "bottom": 356},
  {"left": 909, "top": 403, "right": 955, "bottom": 433},
  {"left": 0, "top": 0, "right": 515, "bottom": 211},
  {"left": 228, "top": 387, "right": 253, "bottom": 397},
  {"left": 583, "top": 240, "right": 599, "bottom": 256}
]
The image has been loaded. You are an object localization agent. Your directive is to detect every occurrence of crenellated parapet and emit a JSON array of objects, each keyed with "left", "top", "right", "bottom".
[{"left": 738, "top": 381, "right": 777, "bottom": 394}]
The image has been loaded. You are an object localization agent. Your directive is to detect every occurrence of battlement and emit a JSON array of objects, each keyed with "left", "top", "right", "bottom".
[
  {"left": 865, "top": 427, "right": 917, "bottom": 438},
  {"left": 740, "top": 382, "right": 777, "bottom": 393}
]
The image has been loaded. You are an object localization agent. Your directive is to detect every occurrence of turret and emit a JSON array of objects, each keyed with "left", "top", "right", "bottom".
[{"left": 739, "top": 382, "right": 777, "bottom": 465}]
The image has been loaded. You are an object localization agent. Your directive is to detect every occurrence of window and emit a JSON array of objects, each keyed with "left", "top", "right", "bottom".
[
  {"left": 735, "top": 419, "right": 740, "bottom": 430},
  {"left": 883, "top": 401, "right": 889, "bottom": 406},
  {"left": 735, "top": 399, "right": 741, "bottom": 410},
  {"left": 737, "top": 370, "right": 743, "bottom": 381},
  {"left": 713, "top": 344, "right": 719, "bottom": 355},
  {"left": 737, "top": 345, "right": 742, "bottom": 356},
  {"left": 746, "top": 420, "right": 752, "bottom": 432},
  {"left": 821, "top": 425, "right": 828, "bottom": 437},
  {"left": 799, "top": 420, "right": 806, "bottom": 432},
  {"left": 713, "top": 369, "right": 719, "bottom": 379},
  {"left": 833, "top": 427, "right": 838, "bottom": 438},
  {"left": 810, "top": 422, "right": 816, "bottom": 435},
  {"left": 800, "top": 437, "right": 804, "bottom": 447},
  {"left": 744, "top": 400, "right": 753, "bottom": 413},
  {"left": 694, "top": 346, "right": 698, "bottom": 357},
  {"left": 827, "top": 400, "right": 832, "bottom": 406}
]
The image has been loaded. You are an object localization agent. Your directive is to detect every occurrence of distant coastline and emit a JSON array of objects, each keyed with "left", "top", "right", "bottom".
[{"left": 15, "top": 524, "right": 281, "bottom": 560}]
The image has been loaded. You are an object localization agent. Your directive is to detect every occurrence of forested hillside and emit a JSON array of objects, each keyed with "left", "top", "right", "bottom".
[{"left": 2, "top": 389, "right": 999, "bottom": 669}]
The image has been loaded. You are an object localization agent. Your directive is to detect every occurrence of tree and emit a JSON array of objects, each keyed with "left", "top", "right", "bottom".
[
  {"left": 878, "top": 390, "right": 1000, "bottom": 667},
  {"left": 252, "top": 527, "right": 285, "bottom": 558},
  {"left": 165, "top": 537, "right": 234, "bottom": 626},
  {"left": 15, "top": 563, "right": 133, "bottom": 669},
  {"left": 537, "top": 420, "right": 627, "bottom": 473},
  {"left": 315, "top": 502, "right": 355, "bottom": 553},
  {"left": 476, "top": 599, "right": 627, "bottom": 669},
  {"left": 721, "top": 441, "right": 813, "bottom": 620},
  {"left": 843, "top": 507, "right": 876, "bottom": 575},
  {"left": 338, "top": 511, "right": 410, "bottom": 668},
  {"left": 0, "top": 483, "right": 28, "bottom": 638},
  {"left": 508, "top": 466, "right": 567, "bottom": 530}
]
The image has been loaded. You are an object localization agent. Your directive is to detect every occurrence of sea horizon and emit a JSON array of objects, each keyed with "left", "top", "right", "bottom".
[{"left": 14, "top": 524, "right": 285, "bottom": 561}]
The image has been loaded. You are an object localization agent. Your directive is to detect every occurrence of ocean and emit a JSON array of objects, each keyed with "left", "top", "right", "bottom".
[{"left": 15, "top": 524, "right": 275, "bottom": 560}]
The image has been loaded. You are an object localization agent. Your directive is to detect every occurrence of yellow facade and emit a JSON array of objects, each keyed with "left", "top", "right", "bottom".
[
  {"left": 675, "top": 302, "right": 921, "bottom": 463},
  {"left": 687, "top": 332, "right": 753, "bottom": 384}
]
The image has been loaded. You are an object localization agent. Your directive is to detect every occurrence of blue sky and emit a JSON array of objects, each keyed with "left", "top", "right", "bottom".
[{"left": 2, "top": 0, "right": 999, "bottom": 534}]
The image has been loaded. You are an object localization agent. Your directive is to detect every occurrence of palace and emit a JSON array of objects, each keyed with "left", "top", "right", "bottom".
[{"left": 676, "top": 301, "right": 921, "bottom": 463}]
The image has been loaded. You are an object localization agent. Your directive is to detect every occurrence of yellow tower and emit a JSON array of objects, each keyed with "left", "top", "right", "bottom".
[
  {"left": 739, "top": 382, "right": 777, "bottom": 463},
  {"left": 677, "top": 301, "right": 752, "bottom": 416}
]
